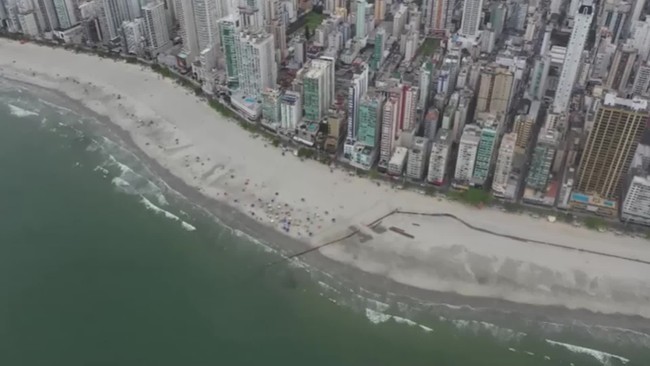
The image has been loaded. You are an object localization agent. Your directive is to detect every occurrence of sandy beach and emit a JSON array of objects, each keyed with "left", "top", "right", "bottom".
[{"left": 2, "top": 39, "right": 650, "bottom": 324}]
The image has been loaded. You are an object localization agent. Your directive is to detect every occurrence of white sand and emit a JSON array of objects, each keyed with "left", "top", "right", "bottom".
[{"left": 2, "top": 40, "right": 650, "bottom": 318}]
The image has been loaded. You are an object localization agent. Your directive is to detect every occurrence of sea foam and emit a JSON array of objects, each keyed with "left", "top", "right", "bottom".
[
  {"left": 140, "top": 196, "right": 196, "bottom": 231},
  {"left": 8, "top": 104, "right": 38, "bottom": 117},
  {"left": 365, "top": 308, "right": 433, "bottom": 332},
  {"left": 546, "top": 339, "right": 630, "bottom": 365}
]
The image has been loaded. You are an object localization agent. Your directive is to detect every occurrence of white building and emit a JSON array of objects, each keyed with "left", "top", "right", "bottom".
[
  {"left": 492, "top": 132, "right": 516, "bottom": 196},
  {"left": 630, "top": 18, "right": 650, "bottom": 62},
  {"left": 17, "top": 11, "right": 39, "bottom": 36},
  {"left": 392, "top": 4, "right": 407, "bottom": 38},
  {"left": 280, "top": 91, "right": 302, "bottom": 131},
  {"left": 388, "top": 146, "right": 409, "bottom": 176},
  {"left": 460, "top": 0, "right": 483, "bottom": 37},
  {"left": 102, "top": 0, "right": 138, "bottom": 40},
  {"left": 427, "top": 129, "right": 452, "bottom": 185},
  {"left": 121, "top": 18, "right": 145, "bottom": 55},
  {"left": 174, "top": 0, "right": 198, "bottom": 60},
  {"left": 236, "top": 31, "right": 276, "bottom": 100},
  {"left": 454, "top": 124, "right": 481, "bottom": 187},
  {"left": 142, "top": 1, "right": 169, "bottom": 54},
  {"left": 622, "top": 175, "right": 650, "bottom": 225},
  {"left": 407, "top": 137, "right": 430, "bottom": 180},
  {"left": 552, "top": 1, "right": 593, "bottom": 114}
]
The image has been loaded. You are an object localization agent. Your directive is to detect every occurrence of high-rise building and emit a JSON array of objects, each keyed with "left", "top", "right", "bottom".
[
  {"left": 407, "top": 137, "right": 430, "bottom": 180},
  {"left": 374, "top": 0, "right": 385, "bottom": 23},
  {"left": 379, "top": 95, "right": 400, "bottom": 168},
  {"left": 454, "top": 124, "right": 481, "bottom": 188},
  {"left": 573, "top": 94, "right": 648, "bottom": 211},
  {"left": 238, "top": 0, "right": 263, "bottom": 32},
  {"left": 606, "top": 44, "right": 637, "bottom": 92},
  {"left": 262, "top": 88, "right": 282, "bottom": 125},
  {"left": 53, "top": 0, "right": 78, "bottom": 28},
  {"left": 528, "top": 56, "right": 550, "bottom": 100},
  {"left": 552, "top": 2, "right": 593, "bottom": 114},
  {"left": 622, "top": 175, "right": 650, "bottom": 225},
  {"left": 513, "top": 114, "right": 534, "bottom": 153},
  {"left": 35, "top": 0, "right": 58, "bottom": 31},
  {"left": 355, "top": 0, "right": 366, "bottom": 41},
  {"left": 280, "top": 91, "right": 302, "bottom": 131},
  {"left": 193, "top": 0, "right": 220, "bottom": 50},
  {"left": 370, "top": 27, "right": 385, "bottom": 70},
  {"left": 492, "top": 132, "right": 516, "bottom": 196},
  {"left": 418, "top": 62, "right": 432, "bottom": 110},
  {"left": 632, "top": 62, "right": 650, "bottom": 95},
  {"left": 630, "top": 18, "right": 650, "bottom": 61},
  {"left": 103, "top": 0, "right": 138, "bottom": 40},
  {"left": 236, "top": 31, "right": 276, "bottom": 100},
  {"left": 17, "top": 11, "right": 39, "bottom": 36},
  {"left": 399, "top": 85, "right": 419, "bottom": 131},
  {"left": 121, "top": 18, "right": 146, "bottom": 55},
  {"left": 526, "top": 128, "right": 559, "bottom": 190},
  {"left": 598, "top": 0, "right": 630, "bottom": 43},
  {"left": 460, "top": 0, "right": 483, "bottom": 37},
  {"left": 142, "top": 1, "right": 169, "bottom": 54},
  {"left": 423, "top": 0, "right": 454, "bottom": 36},
  {"left": 346, "top": 64, "right": 369, "bottom": 142},
  {"left": 357, "top": 95, "right": 383, "bottom": 148},
  {"left": 471, "top": 126, "right": 497, "bottom": 187},
  {"left": 427, "top": 128, "right": 452, "bottom": 185},
  {"left": 476, "top": 65, "right": 514, "bottom": 119},
  {"left": 303, "top": 57, "right": 334, "bottom": 122},
  {"left": 218, "top": 16, "right": 240, "bottom": 88},
  {"left": 174, "top": 0, "right": 198, "bottom": 58}
]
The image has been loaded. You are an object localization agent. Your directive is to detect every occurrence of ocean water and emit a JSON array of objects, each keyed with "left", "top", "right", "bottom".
[{"left": 0, "top": 85, "right": 644, "bottom": 366}]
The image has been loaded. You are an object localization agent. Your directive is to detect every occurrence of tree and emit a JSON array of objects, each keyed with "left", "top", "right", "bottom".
[{"left": 305, "top": 25, "right": 310, "bottom": 40}]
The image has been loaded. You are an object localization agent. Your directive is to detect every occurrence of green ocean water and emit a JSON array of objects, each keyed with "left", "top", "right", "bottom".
[{"left": 0, "top": 87, "right": 643, "bottom": 366}]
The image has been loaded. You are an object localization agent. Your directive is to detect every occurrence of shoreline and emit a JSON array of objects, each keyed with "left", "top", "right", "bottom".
[{"left": 2, "top": 40, "right": 650, "bottom": 338}]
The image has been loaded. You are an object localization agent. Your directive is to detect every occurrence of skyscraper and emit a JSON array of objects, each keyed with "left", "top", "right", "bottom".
[
  {"left": 454, "top": 124, "right": 481, "bottom": 188},
  {"left": 103, "top": 0, "right": 137, "bottom": 40},
  {"left": 460, "top": 0, "right": 483, "bottom": 37},
  {"left": 355, "top": 0, "right": 366, "bottom": 40},
  {"left": 379, "top": 95, "right": 400, "bottom": 168},
  {"left": 606, "top": 44, "right": 637, "bottom": 92},
  {"left": 218, "top": 15, "right": 240, "bottom": 88},
  {"left": 573, "top": 94, "right": 648, "bottom": 211},
  {"left": 492, "top": 132, "right": 516, "bottom": 196},
  {"left": 427, "top": 128, "right": 452, "bottom": 185},
  {"left": 399, "top": 84, "right": 419, "bottom": 131},
  {"left": 552, "top": 2, "right": 593, "bottom": 114},
  {"left": 303, "top": 57, "right": 334, "bottom": 122},
  {"left": 424, "top": 0, "right": 453, "bottom": 36},
  {"left": 357, "top": 95, "right": 383, "bottom": 148},
  {"left": 236, "top": 31, "right": 276, "bottom": 100},
  {"left": 174, "top": 0, "right": 198, "bottom": 59},
  {"left": 471, "top": 126, "right": 497, "bottom": 187},
  {"left": 238, "top": 0, "right": 263, "bottom": 33},
  {"left": 346, "top": 64, "right": 369, "bottom": 142},
  {"left": 142, "top": 1, "right": 169, "bottom": 53},
  {"left": 526, "top": 129, "right": 559, "bottom": 190},
  {"left": 476, "top": 65, "right": 514, "bottom": 119},
  {"left": 194, "top": 0, "right": 219, "bottom": 50},
  {"left": 53, "top": 0, "right": 78, "bottom": 28}
]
